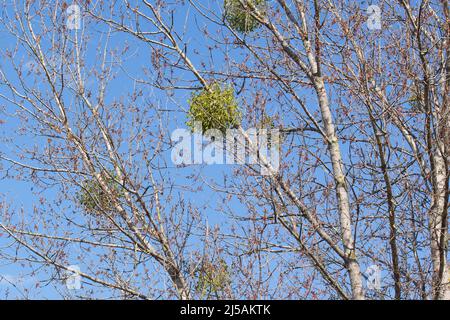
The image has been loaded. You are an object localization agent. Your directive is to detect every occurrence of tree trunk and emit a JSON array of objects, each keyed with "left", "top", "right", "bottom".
[{"left": 314, "top": 77, "right": 365, "bottom": 300}]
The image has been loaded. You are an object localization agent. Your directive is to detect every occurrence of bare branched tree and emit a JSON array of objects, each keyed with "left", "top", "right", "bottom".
[{"left": 0, "top": 0, "right": 448, "bottom": 300}]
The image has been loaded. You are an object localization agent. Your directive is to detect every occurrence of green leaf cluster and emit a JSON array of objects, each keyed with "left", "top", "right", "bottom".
[
  {"left": 187, "top": 83, "right": 241, "bottom": 134},
  {"left": 195, "top": 258, "right": 230, "bottom": 298},
  {"left": 77, "top": 172, "right": 124, "bottom": 214},
  {"left": 224, "top": 0, "right": 266, "bottom": 34},
  {"left": 257, "top": 114, "right": 276, "bottom": 130}
]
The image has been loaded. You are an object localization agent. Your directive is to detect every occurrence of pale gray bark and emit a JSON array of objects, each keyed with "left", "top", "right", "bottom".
[{"left": 313, "top": 77, "right": 365, "bottom": 300}]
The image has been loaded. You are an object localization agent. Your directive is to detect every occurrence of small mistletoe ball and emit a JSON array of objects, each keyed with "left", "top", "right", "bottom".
[
  {"left": 187, "top": 83, "right": 241, "bottom": 134},
  {"left": 224, "top": 0, "right": 266, "bottom": 34}
]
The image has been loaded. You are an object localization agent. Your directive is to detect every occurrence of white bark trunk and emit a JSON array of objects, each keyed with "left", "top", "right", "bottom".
[
  {"left": 431, "top": 149, "right": 449, "bottom": 299},
  {"left": 314, "top": 77, "right": 365, "bottom": 300}
]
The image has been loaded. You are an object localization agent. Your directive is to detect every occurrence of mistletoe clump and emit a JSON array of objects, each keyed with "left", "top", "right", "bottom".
[
  {"left": 77, "top": 172, "right": 124, "bottom": 215},
  {"left": 256, "top": 114, "right": 283, "bottom": 146},
  {"left": 256, "top": 114, "right": 276, "bottom": 130},
  {"left": 187, "top": 83, "right": 241, "bottom": 134},
  {"left": 195, "top": 258, "right": 230, "bottom": 298},
  {"left": 224, "top": 0, "right": 266, "bottom": 34}
]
